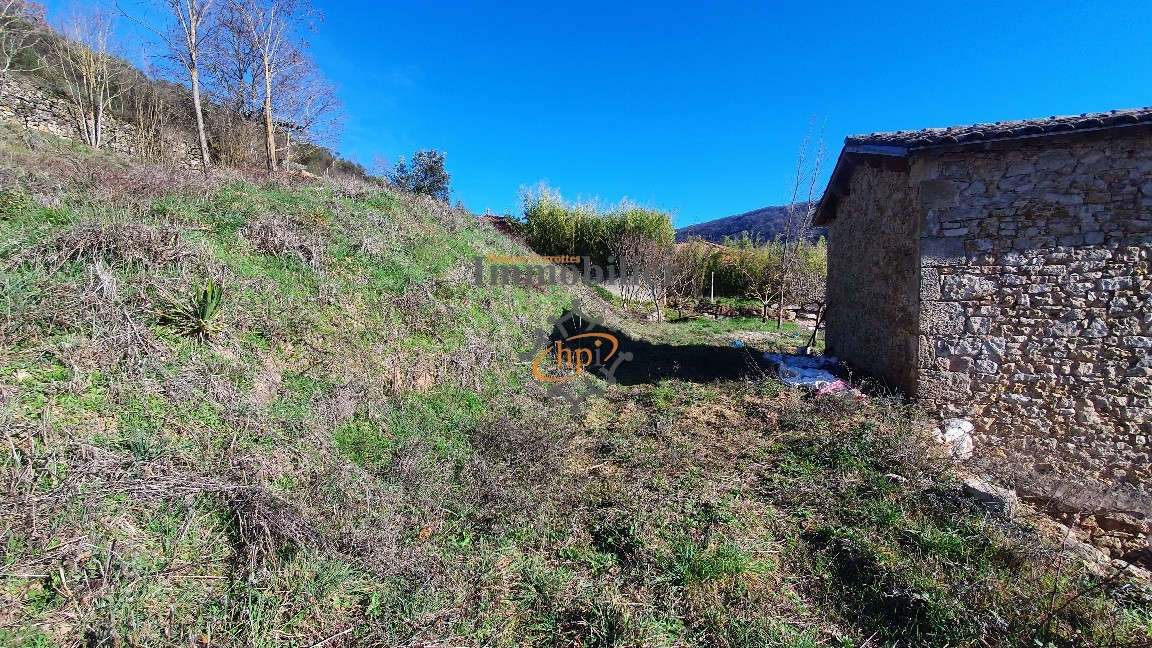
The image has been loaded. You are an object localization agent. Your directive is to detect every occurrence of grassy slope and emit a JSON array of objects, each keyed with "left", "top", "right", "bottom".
[{"left": 0, "top": 127, "right": 1149, "bottom": 647}]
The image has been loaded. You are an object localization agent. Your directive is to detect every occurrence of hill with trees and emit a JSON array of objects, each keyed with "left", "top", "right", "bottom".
[
  {"left": 675, "top": 203, "right": 827, "bottom": 244},
  {"left": 0, "top": 0, "right": 367, "bottom": 177}
]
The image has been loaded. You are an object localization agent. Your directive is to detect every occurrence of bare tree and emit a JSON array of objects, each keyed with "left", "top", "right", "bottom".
[
  {"left": 128, "top": 69, "right": 171, "bottom": 160},
  {"left": 611, "top": 232, "right": 672, "bottom": 321},
  {"left": 773, "top": 116, "right": 826, "bottom": 329},
  {"left": 274, "top": 49, "right": 341, "bottom": 167},
  {"left": 232, "top": 0, "right": 313, "bottom": 172},
  {"left": 121, "top": 0, "right": 217, "bottom": 168},
  {"left": 666, "top": 240, "right": 713, "bottom": 318},
  {"left": 0, "top": 0, "right": 45, "bottom": 80},
  {"left": 735, "top": 242, "right": 782, "bottom": 321},
  {"left": 54, "top": 9, "right": 126, "bottom": 148},
  {"left": 794, "top": 255, "right": 828, "bottom": 349},
  {"left": 203, "top": 2, "right": 260, "bottom": 166}
]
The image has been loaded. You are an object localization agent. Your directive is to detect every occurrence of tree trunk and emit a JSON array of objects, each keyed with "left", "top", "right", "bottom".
[
  {"left": 262, "top": 60, "right": 275, "bottom": 172},
  {"left": 92, "top": 100, "right": 102, "bottom": 148},
  {"left": 776, "top": 284, "right": 785, "bottom": 330},
  {"left": 190, "top": 64, "right": 210, "bottom": 170}
]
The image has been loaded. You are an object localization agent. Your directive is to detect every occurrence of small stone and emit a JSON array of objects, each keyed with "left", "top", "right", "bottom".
[
  {"left": 1005, "top": 162, "right": 1036, "bottom": 177},
  {"left": 1084, "top": 319, "right": 1110, "bottom": 338}
]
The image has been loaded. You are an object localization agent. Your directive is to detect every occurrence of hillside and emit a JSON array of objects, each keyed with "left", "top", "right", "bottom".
[
  {"left": 1, "top": 126, "right": 1150, "bottom": 647},
  {"left": 676, "top": 204, "right": 827, "bottom": 244}
]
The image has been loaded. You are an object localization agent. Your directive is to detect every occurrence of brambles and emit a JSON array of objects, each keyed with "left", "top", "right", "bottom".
[
  {"left": 240, "top": 216, "right": 324, "bottom": 268},
  {"left": 41, "top": 220, "right": 195, "bottom": 270}
]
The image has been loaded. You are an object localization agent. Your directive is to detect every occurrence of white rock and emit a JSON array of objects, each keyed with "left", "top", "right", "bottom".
[{"left": 935, "top": 418, "right": 975, "bottom": 460}]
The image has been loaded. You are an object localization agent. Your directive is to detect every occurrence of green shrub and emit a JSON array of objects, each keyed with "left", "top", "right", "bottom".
[
  {"left": 518, "top": 184, "right": 674, "bottom": 266},
  {"left": 672, "top": 235, "right": 827, "bottom": 303},
  {"left": 155, "top": 280, "right": 223, "bottom": 343},
  {"left": 386, "top": 149, "right": 452, "bottom": 201}
]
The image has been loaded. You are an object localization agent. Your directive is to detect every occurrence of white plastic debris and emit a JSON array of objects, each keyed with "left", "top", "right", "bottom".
[
  {"left": 762, "top": 353, "right": 842, "bottom": 390},
  {"left": 936, "top": 418, "right": 975, "bottom": 460}
]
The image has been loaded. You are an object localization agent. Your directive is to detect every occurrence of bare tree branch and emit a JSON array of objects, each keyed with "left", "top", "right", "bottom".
[
  {"left": 0, "top": 0, "right": 47, "bottom": 80},
  {"left": 53, "top": 9, "right": 127, "bottom": 149},
  {"left": 119, "top": 0, "right": 217, "bottom": 168},
  {"left": 230, "top": 0, "right": 315, "bottom": 172}
]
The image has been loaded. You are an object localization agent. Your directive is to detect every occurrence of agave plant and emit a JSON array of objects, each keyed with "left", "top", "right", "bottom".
[{"left": 156, "top": 280, "right": 223, "bottom": 343}]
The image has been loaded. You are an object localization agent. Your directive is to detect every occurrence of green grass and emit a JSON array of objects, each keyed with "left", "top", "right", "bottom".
[{"left": 660, "top": 539, "right": 762, "bottom": 586}]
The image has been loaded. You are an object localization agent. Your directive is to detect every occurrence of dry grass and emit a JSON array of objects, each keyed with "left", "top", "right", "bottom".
[
  {"left": 240, "top": 217, "right": 326, "bottom": 270},
  {"left": 38, "top": 220, "right": 198, "bottom": 271}
]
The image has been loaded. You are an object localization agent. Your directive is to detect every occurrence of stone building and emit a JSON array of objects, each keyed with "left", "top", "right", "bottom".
[{"left": 814, "top": 109, "right": 1152, "bottom": 524}]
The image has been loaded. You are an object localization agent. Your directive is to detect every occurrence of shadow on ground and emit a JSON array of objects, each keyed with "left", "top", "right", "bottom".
[{"left": 543, "top": 309, "right": 771, "bottom": 385}]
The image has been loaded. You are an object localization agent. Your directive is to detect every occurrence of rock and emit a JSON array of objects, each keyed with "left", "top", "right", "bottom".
[
  {"left": 962, "top": 476, "right": 1019, "bottom": 517},
  {"left": 1094, "top": 535, "right": 1124, "bottom": 558},
  {"left": 935, "top": 418, "right": 975, "bottom": 459},
  {"left": 1096, "top": 513, "right": 1150, "bottom": 536}
]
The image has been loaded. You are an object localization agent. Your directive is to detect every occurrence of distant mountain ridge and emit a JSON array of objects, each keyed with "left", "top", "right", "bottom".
[{"left": 676, "top": 203, "right": 826, "bottom": 244}]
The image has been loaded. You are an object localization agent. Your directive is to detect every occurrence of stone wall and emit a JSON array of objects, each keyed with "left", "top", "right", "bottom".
[
  {"left": 913, "top": 129, "right": 1152, "bottom": 515},
  {"left": 0, "top": 74, "right": 201, "bottom": 168},
  {"left": 825, "top": 164, "right": 921, "bottom": 393}
]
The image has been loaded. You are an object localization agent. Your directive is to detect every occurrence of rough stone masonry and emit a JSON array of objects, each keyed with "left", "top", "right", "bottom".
[
  {"left": 0, "top": 74, "right": 201, "bottom": 168},
  {"left": 815, "top": 109, "right": 1152, "bottom": 557}
]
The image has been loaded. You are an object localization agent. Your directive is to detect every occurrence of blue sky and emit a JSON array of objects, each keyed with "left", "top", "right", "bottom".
[{"left": 47, "top": 1, "right": 1152, "bottom": 226}]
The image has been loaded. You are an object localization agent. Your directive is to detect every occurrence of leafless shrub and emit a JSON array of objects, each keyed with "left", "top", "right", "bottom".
[
  {"left": 311, "top": 384, "right": 357, "bottom": 431},
  {"left": 327, "top": 174, "right": 383, "bottom": 200},
  {"left": 17, "top": 441, "right": 321, "bottom": 558},
  {"left": 443, "top": 329, "right": 494, "bottom": 392},
  {"left": 1, "top": 256, "right": 167, "bottom": 365},
  {"left": 297, "top": 456, "right": 405, "bottom": 569},
  {"left": 344, "top": 211, "right": 401, "bottom": 259},
  {"left": 224, "top": 485, "right": 324, "bottom": 570},
  {"left": 36, "top": 219, "right": 195, "bottom": 271},
  {"left": 240, "top": 216, "right": 324, "bottom": 268},
  {"left": 127, "top": 78, "right": 173, "bottom": 164},
  {"left": 461, "top": 407, "right": 573, "bottom": 533},
  {"left": 390, "top": 283, "right": 436, "bottom": 329}
]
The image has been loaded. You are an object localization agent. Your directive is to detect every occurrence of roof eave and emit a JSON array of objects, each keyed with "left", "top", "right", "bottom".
[{"left": 812, "top": 144, "right": 909, "bottom": 225}]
